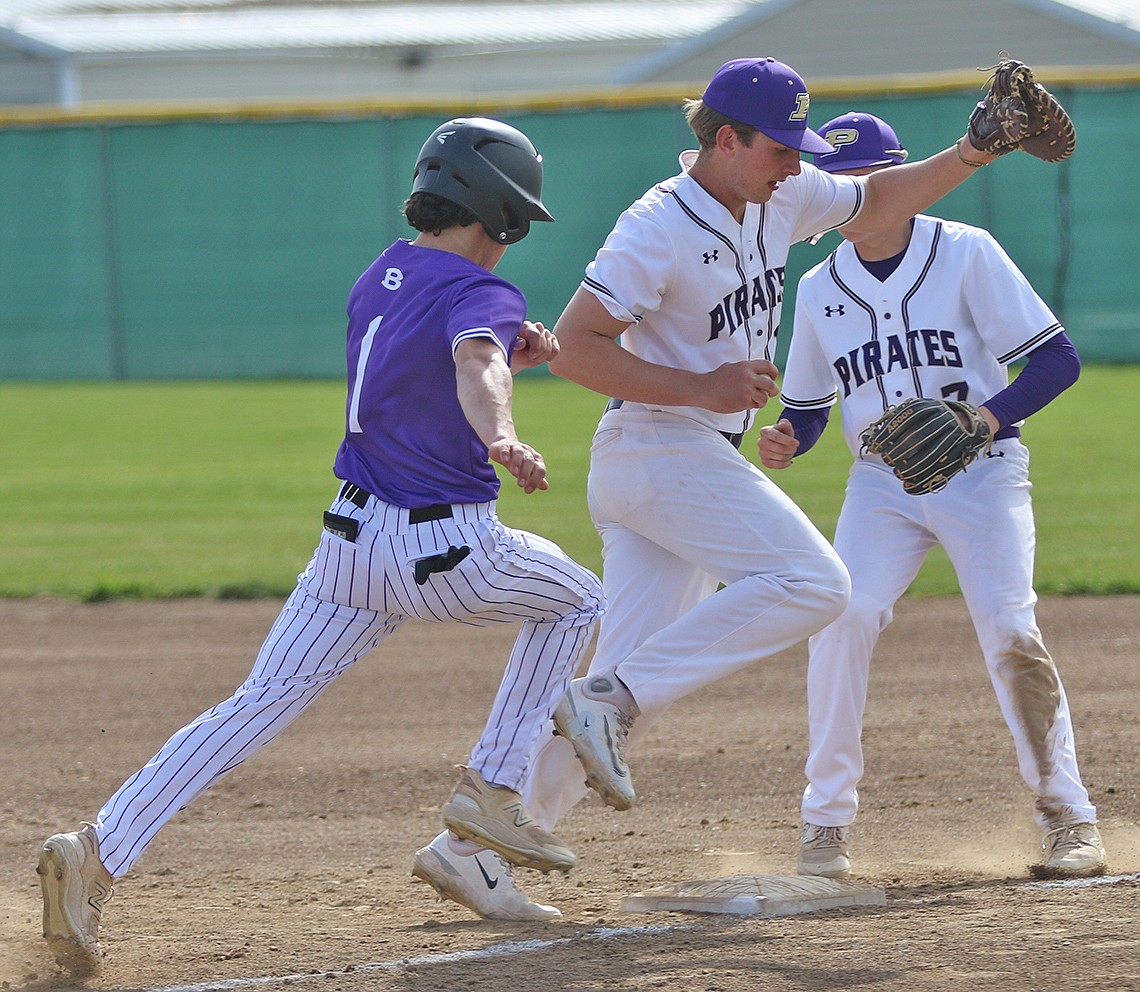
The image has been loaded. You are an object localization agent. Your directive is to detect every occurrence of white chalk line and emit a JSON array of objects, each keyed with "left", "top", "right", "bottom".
[
  {"left": 146, "top": 873, "right": 1140, "bottom": 992},
  {"left": 1025, "top": 870, "right": 1140, "bottom": 890},
  {"left": 147, "top": 922, "right": 691, "bottom": 992}
]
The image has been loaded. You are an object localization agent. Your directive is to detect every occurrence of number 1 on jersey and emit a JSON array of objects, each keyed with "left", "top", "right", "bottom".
[{"left": 348, "top": 314, "right": 383, "bottom": 433}]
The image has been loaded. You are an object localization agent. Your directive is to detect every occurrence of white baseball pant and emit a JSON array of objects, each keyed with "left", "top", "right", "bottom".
[
  {"left": 801, "top": 440, "right": 1096, "bottom": 830},
  {"left": 523, "top": 405, "right": 851, "bottom": 829}
]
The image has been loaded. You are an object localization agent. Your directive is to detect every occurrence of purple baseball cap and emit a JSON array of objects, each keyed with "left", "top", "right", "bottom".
[
  {"left": 812, "top": 112, "right": 909, "bottom": 172},
  {"left": 701, "top": 57, "right": 835, "bottom": 154}
]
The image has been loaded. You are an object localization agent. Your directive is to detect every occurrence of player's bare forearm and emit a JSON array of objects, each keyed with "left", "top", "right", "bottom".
[
  {"left": 842, "top": 140, "right": 997, "bottom": 243},
  {"left": 550, "top": 288, "right": 778, "bottom": 412},
  {"left": 550, "top": 321, "right": 697, "bottom": 404},
  {"left": 554, "top": 335, "right": 777, "bottom": 413},
  {"left": 548, "top": 288, "right": 690, "bottom": 402},
  {"left": 455, "top": 339, "right": 549, "bottom": 493},
  {"left": 455, "top": 339, "right": 516, "bottom": 445}
]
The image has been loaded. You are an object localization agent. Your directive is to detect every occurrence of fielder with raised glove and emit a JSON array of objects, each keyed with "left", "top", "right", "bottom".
[
  {"left": 860, "top": 397, "right": 993, "bottom": 495},
  {"left": 965, "top": 52, "right": 1076, "bottom": 162}
]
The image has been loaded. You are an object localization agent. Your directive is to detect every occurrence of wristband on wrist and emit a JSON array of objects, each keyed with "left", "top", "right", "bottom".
[{"left": 956, "top": 139, "right": 988, "bottom": 169}]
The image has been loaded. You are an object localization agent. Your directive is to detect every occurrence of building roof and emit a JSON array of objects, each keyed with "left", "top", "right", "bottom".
[
  {"left": 3, "top": 0, "right": 1134, "bottom": 58},
  {"left": 619, "top": 0, "right": 1140, "bottom": 84},
  {"left": 1, "top": 0, "right": 1136, "bottom": 111},
  {"left": 0, "top": 0, "right": 749, "bottom": 54}
]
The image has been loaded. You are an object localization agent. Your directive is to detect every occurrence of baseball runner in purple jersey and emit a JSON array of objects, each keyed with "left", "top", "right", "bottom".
[
  {"left": 759, "top": 112, "right": 1105, "bottom": 879},
  {"left": 468, "top": 57, "right": 1024, "bottom": 911},
  {"left": 36, "top": 118, "right": 605, "bottom": 974}
]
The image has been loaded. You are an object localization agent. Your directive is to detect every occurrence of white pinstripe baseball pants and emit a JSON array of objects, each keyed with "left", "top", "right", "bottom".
[{"left": 93, "top": 489, "right": 603, "bottom": 878}]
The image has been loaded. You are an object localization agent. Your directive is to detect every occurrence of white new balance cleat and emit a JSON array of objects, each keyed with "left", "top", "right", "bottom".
[
  {"left": 796, "top": 823, "right": 852, "bottom": 879},
  {"left": 1035, "top": 822, "right": 1107, "bottom": 878},
  {"left": 36, "top": 823, "right": 115, "bottom": 976},
  {"left": 552, "top": 676, "right": 636, "bottom": 811},
  {"left": 412, "top": 832, "right": 562, "bottom": 921},
  {"left": 441, "top": 765, "right": 575, "bottom": 874}
]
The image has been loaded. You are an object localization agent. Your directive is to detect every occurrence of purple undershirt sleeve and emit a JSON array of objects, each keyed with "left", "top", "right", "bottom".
[
  {"left": 781, "top": 406, "right": 831, "bottom": 458},
  {"left": 982, "top": 331, "right": 1080, "bottom": 430}
]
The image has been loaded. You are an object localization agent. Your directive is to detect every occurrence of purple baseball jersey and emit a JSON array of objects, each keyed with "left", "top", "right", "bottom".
[{"left": 333, "top": 239, "right": 526, "bottom": 506}]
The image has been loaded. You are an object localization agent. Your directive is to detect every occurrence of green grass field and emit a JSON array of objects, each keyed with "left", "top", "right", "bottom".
[{"left": 1, "top": 367, "right": 1137, "bottom": 600}]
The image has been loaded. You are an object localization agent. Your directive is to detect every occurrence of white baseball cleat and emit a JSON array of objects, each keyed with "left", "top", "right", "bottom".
[
  {"left": 441, "top": 765, "right": 575, "bottom": 874},
  {"left": 1035, "top": 822, "right": 1107, "bottom": 878},
  {"left": 552, "top": 676, "right": 636, "bottom": 811},
  {"left": 36, "top": 823, "right": 114, "bottom": 976},
  {"left": 412, "top": 832, "right": 562, "bottom": 921},
  {"left": 796, "top": 823, "right": 852, "bottom": 879}
]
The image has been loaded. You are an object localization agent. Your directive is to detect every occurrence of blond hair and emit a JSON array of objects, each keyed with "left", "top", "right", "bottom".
[{"left": 683, "top": 98, "right": 758, "bottom": 150}]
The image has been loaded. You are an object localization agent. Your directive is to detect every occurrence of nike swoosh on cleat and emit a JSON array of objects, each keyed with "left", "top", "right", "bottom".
[{"left": 474, "top": 855, "right": 499, "bottom": 890}]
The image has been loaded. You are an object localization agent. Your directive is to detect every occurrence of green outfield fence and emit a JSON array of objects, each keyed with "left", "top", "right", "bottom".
[{"left": 2, "top": 68, "right": 1138, "bottom": 380}]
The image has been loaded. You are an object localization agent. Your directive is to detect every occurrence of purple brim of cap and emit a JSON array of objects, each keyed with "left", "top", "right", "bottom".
[
  {"left": 760, "top": 124, "right": 836, "bottom": 154},
  {"left": 815, "top": 151, "right": 907, "bottom": 172}
]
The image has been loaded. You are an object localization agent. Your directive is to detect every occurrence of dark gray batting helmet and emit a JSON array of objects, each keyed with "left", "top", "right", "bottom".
[{"left": 411, "top": 117, "right": 555, "bottom": 245}]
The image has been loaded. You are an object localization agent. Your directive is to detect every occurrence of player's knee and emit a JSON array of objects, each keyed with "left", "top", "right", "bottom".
[
  {"left": 826, "top": 553, "right": 853, "bottom": 607},
  {"left": 819, "top": 589, "right": 890, "bottom": 639},
  {"left": 991, "top": 629, "right": 1055, "bottom": 678},
  {"left": 802, "top": 555, "right": 852, "bottom": 625}
]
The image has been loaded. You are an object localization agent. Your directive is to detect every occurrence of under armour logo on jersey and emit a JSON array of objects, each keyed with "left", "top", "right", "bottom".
[
  {"left": 703, "top": 250, "right": 719, "bottom": 264},
  {"left": 824, "top": 304, "right": 846, "bottom": 317}
]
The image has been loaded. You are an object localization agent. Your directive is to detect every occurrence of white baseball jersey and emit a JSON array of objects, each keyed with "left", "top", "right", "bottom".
[
  {"left": 584, "top": 154, "right": 863, "bottom": 435},
  {"left": 780, "top": 214, "right": 1064, "bottom": 452}
]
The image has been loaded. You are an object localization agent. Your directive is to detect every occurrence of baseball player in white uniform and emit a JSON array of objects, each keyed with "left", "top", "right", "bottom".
[
  {"left": 759, "top": 111, "right": 1106, "bottom": 879},
  {"left": 447, "top": 58, "right": 1025, "bottom": 911},
  {"left": 36, "top": 118, "right": 606, "bottom": 974}
]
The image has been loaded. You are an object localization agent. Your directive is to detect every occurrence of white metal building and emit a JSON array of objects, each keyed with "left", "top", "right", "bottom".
[{"left": 1, "top": 0, "right": 1138, "bottom": 109}]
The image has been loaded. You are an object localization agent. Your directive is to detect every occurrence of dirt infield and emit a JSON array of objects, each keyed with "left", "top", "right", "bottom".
[{"left": 2, "top": 595, "right": 1138, "bottom": 992}]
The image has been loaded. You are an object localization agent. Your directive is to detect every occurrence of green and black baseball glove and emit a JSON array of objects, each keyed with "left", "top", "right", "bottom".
[{"left": 861, "top": 398, "right": 994, "bottom": 496}]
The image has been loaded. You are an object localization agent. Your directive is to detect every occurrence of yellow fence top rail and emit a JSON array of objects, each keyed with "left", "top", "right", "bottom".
[{"left": 2, "top": 65, "right": 1138, "bottom": 127}]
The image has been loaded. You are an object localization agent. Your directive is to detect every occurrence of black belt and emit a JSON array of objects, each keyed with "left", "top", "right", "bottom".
[
  {"left": 603, "top": 398, "right": 744, "bottom": 451},
  {"left": 339, "top": 482, "right": 453, "bottom": 523}
]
